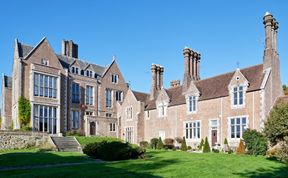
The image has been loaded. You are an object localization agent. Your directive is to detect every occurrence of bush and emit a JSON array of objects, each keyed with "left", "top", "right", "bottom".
[
  {"left": 236, "top": 139, "right": 246, "bottom": 155},
  {"left": 181, "top": 137, "right": 187, "bottom": 151},
  {"left": 212, "top": 148, "right": 220, "bottom": 153},
  {"left": 157, "top": 137, "right": 164, "bottom": 149},
  {"left": 140, "top": 141, "right": 149, "bottom": 148},
  {"left": 20, "top": 125, "right": 32, "bottom": 131},
  {"left": 150, "top": 138, "right": 159, "bottom": 149},
  {"left": 228, "top": 149, "right": 234, "bottom": 154},
  {"left": 175, "top": 137, "right": 183, "bottom": 144},
  {"left": 83, "top": 141, "right": 145, "bottom": 161},
  {"left": 164, "top": 138, "right": 174, "bottom": 146},
  {"left": 18, "top": 97, "right": 31, "bottom": 127},
  {"left": 198, "top": 138, "right": 204, "bottom": 150},
  {"left": 203, "top": 137, "right": 211, "bottom": 153},
  {"left": 243, "top": 129, "right": 267, "bottom": 156},
  {"left": 164, "top": 144, "right": 175, "bottom": 150},
  {"left": 264, "top": 103, "right": 288, "bottom": 145},
  {"left": 275, "top": 137, "right": 288, "bottom": 163},
  {"left": 187, "top": 146, "right": 192, "bottom": 150},
  {"left": 66, "top": 130, "right": 83, "bottom": 136}
]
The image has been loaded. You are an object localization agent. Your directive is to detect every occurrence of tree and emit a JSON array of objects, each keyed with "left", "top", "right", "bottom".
[
  {"left": 243, "top": 129, "right": 267, "bottom": 155},
  {"left": 157, "top": 137, "right": 164, "bottom": 150},
  {"left": 18, "top": 96, "right": 31, "bottom": 127},
  {"left": 264, "top": 103, "right": 288, "bottom": 146},
  {"left": 198, "top": 138, "right": 204, "bottom": 150},
  {"left": 181, "top": 137, "right": 187, "bottom": 151},
  {"left": 203, "top": 137, "right": 211, "bottom": 153},
  {"left": 224, "top": 138, "right": 230, "bottom": 152},
  {"left": 236, "top": 139, "right": 246, "bottom": 155},
  {"left": 150, "top": 138, "right": 159, "bottom": 149}
]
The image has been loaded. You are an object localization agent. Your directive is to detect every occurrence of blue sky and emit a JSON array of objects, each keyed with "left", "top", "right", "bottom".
[{"left": 0, "top": 0, "right": 288, "bottom": 107}]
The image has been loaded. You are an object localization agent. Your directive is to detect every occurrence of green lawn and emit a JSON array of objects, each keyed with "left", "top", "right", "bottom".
[
  {"left": 0, "top": 148, "right": 91, "bottom": 167},
  {"left": 1, "top": 150, "right": 288, "bottom": 177}
]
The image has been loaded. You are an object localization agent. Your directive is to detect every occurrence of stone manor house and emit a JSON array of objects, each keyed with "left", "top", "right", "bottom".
[{"left": 1, "top": 13, "right": 285, "bottom": 148}]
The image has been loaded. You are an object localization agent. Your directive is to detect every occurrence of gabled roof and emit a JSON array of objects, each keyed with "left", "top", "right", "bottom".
[
  {"left": 277, "top": 96, "right": 288, "bottom": 104},
  {"left": 3, "top": 75, "right": 12, "bottom": 89},
  {"left": 145, "top": 64, "right": 264, "bottom": 110},
  {"left": 132, "top": 90, "right": 149, "bottom": 102},
  {"left": 16, "top": 39, "right": 108, "bottom": 77}
]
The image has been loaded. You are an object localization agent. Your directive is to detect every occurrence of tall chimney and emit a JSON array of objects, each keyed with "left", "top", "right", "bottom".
[
  {"left": 196, "top": 53, "right": 201, "bottom": 80},
  {"left": 159, "top": 66, "right": 164, "bottom": 89},
  {"left": 62, "top": 40, "right": 78, "bottom": 58},
  {"left": 150, "top": 64, "right": 157, "bottom": 100},
  {"left": 263, "top": 12, "right": 278, "bottom": 70},
  {"left": 183, "top": 47, "right": 191, "bottom": 90}
]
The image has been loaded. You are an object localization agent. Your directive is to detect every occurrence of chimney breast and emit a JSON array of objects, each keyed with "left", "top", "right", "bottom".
[{"left": 62, "top": 40, "right": 78, "bottom": 58}]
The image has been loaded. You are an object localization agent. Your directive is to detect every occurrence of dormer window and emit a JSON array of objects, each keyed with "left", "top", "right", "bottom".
[
  {"left": 41, "top": 59, "right": 49, "bottom": 66},
  {"left": 111, "top": 74, "right": 119, "bottom": 84},
  {"left": 86, "top": 70, "right": 93, "bottom": 77},
  {"left": 75, "top": 68, "right": 79, "bottom": 75},
  {"left": 157, "top": 102, "right": 167, "bottom": 117},
  {"left": 71, "top": 67, "right": 75, "bottom": 73},
  {"left": 188, "top": 96, "right": 197, "bottom": 113},
  {"left": 233, "top": 86, "right": 244, "bottom": 106},
  {"left": 186, "top": 95, "right": 198, "bottom": 114}
]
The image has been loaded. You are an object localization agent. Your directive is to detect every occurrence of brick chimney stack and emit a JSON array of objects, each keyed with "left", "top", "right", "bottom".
[
  {"left": 150, "top": 64, "right": 164, "bottom": 100},
  {"left": 62, "top": 40, "right": 78, "bottom": 58},
  {"left": 183, "top": 47, "right": 201, "bottom": 91}
]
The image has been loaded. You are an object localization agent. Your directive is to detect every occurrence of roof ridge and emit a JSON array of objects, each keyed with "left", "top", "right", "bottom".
[
  {"left": 57, "top": 54, "right": 106, "bottom": 69},
  {"left": 196, "top": 63, "right": 263, "bottom": 83},
  {"left": 132, "top": 90, "right": 149, "bottom": 95}
]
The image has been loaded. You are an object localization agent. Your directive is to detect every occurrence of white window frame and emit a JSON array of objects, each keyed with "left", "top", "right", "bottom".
[
  {"left": 228, "top": 115, "right": 248, "bottom": 141},
  {"left": 157, "top": 102, "right": 168, "bottom": 118},
  {"left": 230, "top": 85, "right": 247, "bottom": 109},
  {"left": 41, "top": 58, "right": 49, "bottom": 66},
  {"left": 125, "top": 127, "right": 133, "bottom": 143},
  {"left": 111, "top": 74, "right": 119, "bottom": 84},
  {"left": 184, "top": 120, "right": 201, "bottom": 141},
  {"left": 115, "top": 90, "right": 123, "bottom": 102},
  {"left": 85, "top": 85, "right": 94, "bottom": 106},
  {"left": 186, "top": 95, "right": 198, "bottom": 114},
  {"left": 109, "top": 123, "right": 116, "bottom": 132},
  {"left": 70, "top": 110, "right": 80, "bottom": 129},
  {"left": 126, "top": 106, "right": 133, "bottom": 120}
]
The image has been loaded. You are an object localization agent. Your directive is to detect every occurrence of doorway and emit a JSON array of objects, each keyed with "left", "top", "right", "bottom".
[{"left": 90, "top": 122, "right": 96, "bottom": 135}]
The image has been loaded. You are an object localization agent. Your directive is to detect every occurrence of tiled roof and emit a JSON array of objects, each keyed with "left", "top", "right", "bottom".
[
  {"left": 132, "top": 90, "right": 149, "bottom": 102},
  {"left": 3, "top": 75, "right": 12, "bottom": 89},
  {"left": 145, "top": 64, "right": 264, "bottom": 110},
  {"left": 17, "top": 42, "right": 107, "bottom": 77}
]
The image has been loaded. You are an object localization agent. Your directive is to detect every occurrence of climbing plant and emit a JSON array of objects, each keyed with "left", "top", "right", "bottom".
[{"left": 18, "top": 96, "right": 31, "bottom": 127}]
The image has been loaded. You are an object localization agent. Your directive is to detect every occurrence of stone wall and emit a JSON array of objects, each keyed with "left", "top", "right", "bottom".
[{"left": 0, "top": 131, "right": 55, "bottom": 150}]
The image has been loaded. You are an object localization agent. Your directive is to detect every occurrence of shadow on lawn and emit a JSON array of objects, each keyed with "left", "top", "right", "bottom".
[
  {"left": 233, "top": 165, "right": 288, "bottom": 178},
  {"left": 0, "top": 150, "right": 169, "bottom": 178}
]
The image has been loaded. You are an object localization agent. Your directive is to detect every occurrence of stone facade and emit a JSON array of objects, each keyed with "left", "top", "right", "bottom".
[
  {"left": 118, "top": 12, "right": 284, "bottom": 149},
  {"left": 1, "top": 12, "right": 284, "bottom": 149},
  {"left": 0, "top": 131, "right": 55, "bottom": 150},
  {"left": 2, "top": 38, "right": 128, "bottom": 137}
]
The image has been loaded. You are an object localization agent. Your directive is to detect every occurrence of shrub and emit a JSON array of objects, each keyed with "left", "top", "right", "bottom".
[
  {"left": 243, "top": 129, "right": 267, "bottom": 156},
  {"left": 150, "top": 138, "right": 159, "bottom": 149},
  {"left": 175, "top": 137, "right": 183, "bottom": 144},
  {"left": 236, "top": 139, "right": 246, "bottom": 155},
  {"left": 164, "top": 138, "right": 174, "bottom": 146},
  {"left": 20, "top": 125, "right": 32, "bottom": 131},
  {"left": 224, "top": 138, "right": 228, "bottom": 145},
  {"left": 264, "top": 102, "right": 288, "bottom": 145},
  {"left": 18, "top": 97, "right": 31, "bottom": 127},
  {"left": 198, "top": 138, "right": 204, "bottom": 150},
  {"left": 181, "top": 137, "right": 187, "bottom": 151},
  {"left": 223, "top": 138, "right": 230, "bottom": 152},
  {"left": 203, "top": 137, "right": 211, "bottom": 153},
  {"left": 212, "top": 148, "right": 220, "bottom": 153},
  {"left": 187, "top": 146, "right": 192, "bottom": 150},
  {"left": 164, "top": 144, "right": 175, "bottom": 150},
  {"left": 157, "top": 137, "right": 164, "bottom": 149},
  {"left": 66, "top": 130, "right": 83, "bottom": 136},
  {"left": 140, "top": 141, "right": 149, "bottom": 148},
  {"left": 228, "top": 149, "right": 234, "bottom": 154},
  {"left": 275, "top": 137, "right": 288, "bottom": 163},
  {"left": 83, "top": 141, "right": 145, "bottom": 161}
]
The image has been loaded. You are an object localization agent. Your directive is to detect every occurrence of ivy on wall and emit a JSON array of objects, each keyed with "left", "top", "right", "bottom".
[{"left": 18, "top": 96, "right": 31, "bottom": 127}]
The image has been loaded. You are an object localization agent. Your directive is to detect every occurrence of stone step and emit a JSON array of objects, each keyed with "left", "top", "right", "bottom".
[{"left": 51, "top": 136, "right": 82, "bottom": 152}]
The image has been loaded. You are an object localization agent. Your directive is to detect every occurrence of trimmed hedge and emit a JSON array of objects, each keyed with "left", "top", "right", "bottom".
[
  {"left": 150, "top": 138, "right": 159, "bottom": 149},
  {"left": 243, "top": 129, "right": 267, "bottom": 156},
  {"left": 203, "top": 137, "right": 211, "bottom": 153},
  {"left": 181, "top": 137, "right": 187, "bottom": 151},
  {"left": 83, "top": 141, "right": 145, "bottom": 161}
]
